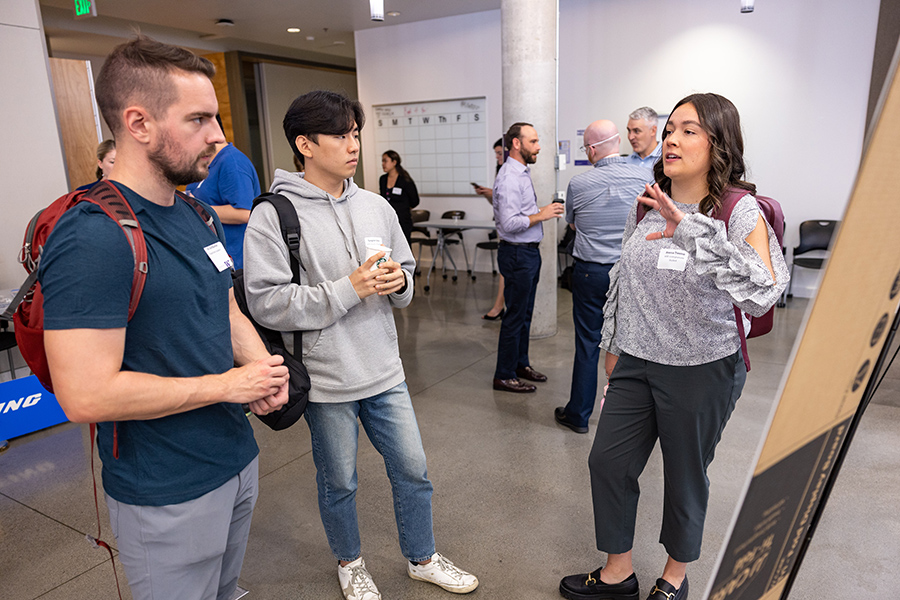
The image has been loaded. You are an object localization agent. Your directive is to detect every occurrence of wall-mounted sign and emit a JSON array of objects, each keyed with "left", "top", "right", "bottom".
[{"left": 73, "top": 0, "right": 97, "bottom": 19}]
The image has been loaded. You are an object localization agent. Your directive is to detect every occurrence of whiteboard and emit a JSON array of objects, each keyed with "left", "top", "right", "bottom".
[{"left": 373, "top": 97, "right": 488, "bottom": 195}]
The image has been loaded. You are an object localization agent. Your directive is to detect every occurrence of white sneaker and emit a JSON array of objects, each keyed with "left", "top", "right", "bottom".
[
  {"left": 407, "top": 552, "right": 479, "bottom": 594},
  {"left": 338, "top": 557, "right": 381, "bottom": 600}
]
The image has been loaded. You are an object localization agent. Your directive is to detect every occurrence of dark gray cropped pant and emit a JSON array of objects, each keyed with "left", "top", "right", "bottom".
[{"left": 589, "top": 351, "right": 746, "bottom": 563}]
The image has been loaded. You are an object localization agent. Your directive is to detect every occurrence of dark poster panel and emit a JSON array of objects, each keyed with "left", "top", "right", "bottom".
[{"left": 708, "top": 420, "right": 849, "bottom": 600}]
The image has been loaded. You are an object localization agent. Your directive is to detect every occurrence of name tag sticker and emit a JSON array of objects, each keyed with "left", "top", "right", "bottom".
[
  {"left": 657, "top": 248, "right": 689, "bottom": 271},
  {"left": 392, "top": 187, "right": 402, "bottom": 195},
  {"left": 364, "top": 237, "right": 382, "bottom": 247},
  {"left": 204, "top": 242, "right": 234, "bottom": 272}
]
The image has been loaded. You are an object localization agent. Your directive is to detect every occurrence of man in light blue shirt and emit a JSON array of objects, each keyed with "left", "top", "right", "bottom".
[
  {"left": 626, "top": 106, "right": 662, "bottom": 169},
  {"left": 555, "top": 120, "right": 654, "bottom": 434},
  {"left": 491, "top": 122, "right": 564, "bottom": 393}
]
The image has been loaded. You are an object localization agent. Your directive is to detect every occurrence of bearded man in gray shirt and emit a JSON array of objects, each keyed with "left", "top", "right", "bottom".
[{"left": 554, "top": 120, "right": 653, "bottom": 434}]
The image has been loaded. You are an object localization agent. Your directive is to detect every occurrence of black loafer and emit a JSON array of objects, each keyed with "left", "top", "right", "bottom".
[
  {"left": 516, "top": 365, "right": 548, "bottom": 382},
  {"left": 493, "top": 378, "right": 537, "bottom": 393},
  {"left": 647, "top": 576, "right": 688, "bottom": 600},
  {"left": 559, "top": 569, "right": 639, "bottom": 600},
  {"left": 554, "top": 407, "right": 588, "bottom": 434}
]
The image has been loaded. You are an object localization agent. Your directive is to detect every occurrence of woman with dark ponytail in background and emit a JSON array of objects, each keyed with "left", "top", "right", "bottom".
[{"left": 380, "top": 149, "right": 420, "bottom": 243}]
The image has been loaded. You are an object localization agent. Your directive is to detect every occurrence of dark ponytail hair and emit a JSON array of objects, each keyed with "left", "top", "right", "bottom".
[
  {"left": 653, "top": 93, "right": 755, "bottom": 216},
  {"left": 383, "top": 149, "right": 412, "bottom": 182}
]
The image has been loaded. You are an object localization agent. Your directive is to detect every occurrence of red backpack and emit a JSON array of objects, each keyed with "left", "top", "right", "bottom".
[
  {"left": 0, "top": 180, "right": 217, "bottom": 599},
  {"left": 637, "top": 187, "right": 785, "bottom": 371},
  {"left": 1, "top": 180, "right": 215, "bottom": 392}
]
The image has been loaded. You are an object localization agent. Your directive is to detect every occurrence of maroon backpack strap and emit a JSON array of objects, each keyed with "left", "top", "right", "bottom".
[
  {"left": 718, "top": 187, "right": 755, "bottom": 372},
  {"left": 176, "top": 190, "right": 219, "bottom": 235},
  {"left": 636, "top": 201, "right": 648, "bottom": 224},
  {"left": 87, "top": 423, "right": 124, "bottom": 600},
  {"left": 79, "top": 181, "right": 148, "bottom": 321}
]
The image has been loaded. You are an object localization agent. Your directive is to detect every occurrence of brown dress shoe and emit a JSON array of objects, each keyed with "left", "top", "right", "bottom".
[
  {"left": 515, "top": 366, "right": 547, "bottom": 382},
  {"left": 492, "top": 378, "right": 537, "bottom": 393}
]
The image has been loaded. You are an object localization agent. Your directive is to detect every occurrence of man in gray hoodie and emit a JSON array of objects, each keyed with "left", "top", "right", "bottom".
[{"left": 243, "top": 91, "right": 478, "bottom": 600}]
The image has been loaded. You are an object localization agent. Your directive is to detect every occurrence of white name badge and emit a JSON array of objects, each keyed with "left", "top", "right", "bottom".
[
  {"left": 204, "top": 242, "right": 234, "bottom": 272},
  {"left": 657, "top": 248, "right": 689, "bottom": 271},
  {"left": 364, "top": 236, "right": 382, "bottom": 248},
  {"left": 392, "top": 187, "right": 402, "bottom": 195}
]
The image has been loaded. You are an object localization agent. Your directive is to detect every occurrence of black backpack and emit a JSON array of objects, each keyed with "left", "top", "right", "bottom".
[{"left": 232, "top": 193, "right": 310, "bottom": 430}]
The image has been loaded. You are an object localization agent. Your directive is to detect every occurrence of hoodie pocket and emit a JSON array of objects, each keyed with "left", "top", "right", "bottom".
[
  {"left": 301, "top": 328, "right": 323, "bottom": 358},
  {"left": 378, "top": 309, "right": 398, "bottom": 341}
]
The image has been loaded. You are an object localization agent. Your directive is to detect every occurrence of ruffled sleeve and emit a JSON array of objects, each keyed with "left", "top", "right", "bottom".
[{"left": 672, "top": 195, "right": 789, "bottom": 317}]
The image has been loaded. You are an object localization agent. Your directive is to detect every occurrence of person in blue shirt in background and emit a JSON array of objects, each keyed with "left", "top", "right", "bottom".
[{"left": 187, "top": 115, "right": 261, "bottom": 269}]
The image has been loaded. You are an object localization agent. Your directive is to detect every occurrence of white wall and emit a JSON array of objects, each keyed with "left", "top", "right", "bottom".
[
  {"left": 0, "top": 0, "right": 69, "bottom": 290},
  {"left": 356, "top": 11, "right": 503, "bottom": 272},
  {"left": 355, "top": 0, "right": 881, "bottom": 293}
]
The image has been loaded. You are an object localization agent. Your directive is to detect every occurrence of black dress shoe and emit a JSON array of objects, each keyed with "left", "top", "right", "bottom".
[
  {"left": 482, "top": 308, "right": 505, "bottom": 321},
  {"left": 515, "top": 365, "right": 547, "bottom": 382},
  {"left": 559, "top": 569, "right": 639, "bottom": 600},
  {"left": 647, "top": 576, "right": 688, "bottom": 600},
  {"left": 492, "top": 378, "right": 537, "bottom": 393},
  {"left": 554, "top": 407, "right": 588, "bottom": 434}
]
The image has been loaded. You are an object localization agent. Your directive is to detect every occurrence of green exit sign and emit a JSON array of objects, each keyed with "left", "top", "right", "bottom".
[{"left": 73, "top": 0, "right": 97, "bottom": 19}]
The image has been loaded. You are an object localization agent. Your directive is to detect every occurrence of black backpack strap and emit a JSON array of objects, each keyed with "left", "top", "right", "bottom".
[
  {"left": 253, "top": 193, "right": 304, "bottom": 276},
  {"left": 252, "top": 192, "right": 304, "bottom": 352}
]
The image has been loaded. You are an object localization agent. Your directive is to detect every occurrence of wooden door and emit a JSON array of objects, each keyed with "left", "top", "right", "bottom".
[{"left": 49, "top": 57, "right": 100, "bottom": 190}]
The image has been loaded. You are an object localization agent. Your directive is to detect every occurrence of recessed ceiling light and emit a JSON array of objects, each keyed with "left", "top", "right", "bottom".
[
  {"left": 333, "top": 41, "right": 346, "bottom": 45},
  {"left": 306, "top": 35, "right": 315, "bottom": 41},
  {"left": 387, "top": 11, "right": 401, "bottom": 17},
  {"left": 216, "top": 19, "right": 235, "bottom": 27},
  {"left": 287, "top": 27, "right": 300, "bottom": 33}
]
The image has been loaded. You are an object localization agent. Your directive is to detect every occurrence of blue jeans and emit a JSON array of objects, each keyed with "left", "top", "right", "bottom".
[
  {"left": 564, "top": 259, "right": 612, "bottom": 427},
  {"left": 304, "top": 382, "right": 435, "bottom": 563},
  {"left": 495, "top": 243, "right": 541, "bottom": 379}
]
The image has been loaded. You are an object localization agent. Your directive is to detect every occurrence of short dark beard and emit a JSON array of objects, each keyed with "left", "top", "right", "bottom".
[
  {"left": 521, "top": 148, "right": 538, "bottom": 164},
  {"left": 148, "top": 130, "right": 215, "bottom": 187}
]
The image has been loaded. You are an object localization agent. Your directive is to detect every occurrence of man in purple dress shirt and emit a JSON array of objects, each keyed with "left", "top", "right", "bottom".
[{"left": 491, "top": 123, "right": 565, "bottom": 393}]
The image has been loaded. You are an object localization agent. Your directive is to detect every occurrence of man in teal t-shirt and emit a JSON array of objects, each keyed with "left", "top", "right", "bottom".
[{"left": 39, "top": 36, "right": 289, "bottom": 600}]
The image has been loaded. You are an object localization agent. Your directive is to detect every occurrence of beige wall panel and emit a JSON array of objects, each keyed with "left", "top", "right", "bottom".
[{"left": 49, "top": 57, "right": 99, "bottom": 189}]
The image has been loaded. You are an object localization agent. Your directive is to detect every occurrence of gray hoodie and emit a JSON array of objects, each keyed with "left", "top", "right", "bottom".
[{"left": 243, "top": 169, "right": 415, "bottom": 403}]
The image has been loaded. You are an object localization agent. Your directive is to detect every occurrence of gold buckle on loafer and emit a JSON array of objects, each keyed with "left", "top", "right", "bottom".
[{"left": 650, "top": 585, "right": 676, "bottom": 600}]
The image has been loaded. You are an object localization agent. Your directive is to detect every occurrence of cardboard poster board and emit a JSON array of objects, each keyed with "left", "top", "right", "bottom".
[{"left": 703, "top": 48, "right": 900, "bottom": 600}]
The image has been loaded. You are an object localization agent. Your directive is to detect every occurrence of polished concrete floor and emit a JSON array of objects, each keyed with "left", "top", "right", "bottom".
[{"left": 1, "top": 269, "right": 898, "bottom": 599}]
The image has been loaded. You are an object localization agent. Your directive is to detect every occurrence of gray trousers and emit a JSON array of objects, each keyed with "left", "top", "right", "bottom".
[
  {"left": 589, "top": 352, "right": 745, "bottom": 563},
  {"left": 106, "top": 456, "right": 259, "bottom": 600}
]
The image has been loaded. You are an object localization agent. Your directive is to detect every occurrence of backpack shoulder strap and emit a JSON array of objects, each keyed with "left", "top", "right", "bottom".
[
  {"left": 175, "top": 190, "right": 219, "bottom": 236},
  {"left": 80, "top": 181, "right": 147, "bottom": 321},
  {"left": 251, "top": 193, "right": 303, "bottom": 353},
  {"left": 718, "top": 187, "right": 758, "bottom": 373},
  {"left": 253, "top": 192, "right": 304, "bottom": 279}
]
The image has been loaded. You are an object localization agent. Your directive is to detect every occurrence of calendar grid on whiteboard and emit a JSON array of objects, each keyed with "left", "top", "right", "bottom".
[{"left": 373, "top": 97, "right": 488, "bottom": 196}]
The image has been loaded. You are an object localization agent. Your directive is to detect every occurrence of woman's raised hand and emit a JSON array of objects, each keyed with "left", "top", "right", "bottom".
[{"left": 638, "top": 183, "right": 684, "bottom": 241}]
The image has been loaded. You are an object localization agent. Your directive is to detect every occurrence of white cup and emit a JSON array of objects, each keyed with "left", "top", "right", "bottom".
[{"left": 365, "top": 244, "right": 392, "bottom": 271}]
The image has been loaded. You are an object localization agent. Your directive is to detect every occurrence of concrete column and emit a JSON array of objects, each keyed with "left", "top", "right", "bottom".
[{"left": 501, "top": 0, "right": 559, "bottom": 338}]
